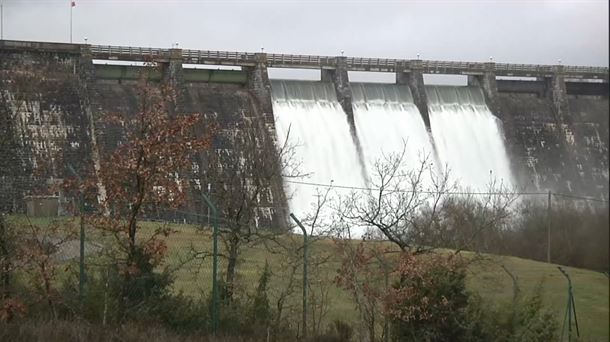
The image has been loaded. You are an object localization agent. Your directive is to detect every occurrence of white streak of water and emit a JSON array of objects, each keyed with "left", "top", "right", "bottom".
[
  {"left": 426, "top": 86, "right": 515, "bottom": 190},
  {"left": 351, "top": 83, "right": 436, "bottom": 181},
  {"left": 271, "top": 80, "right": 366, "bottom": 218}
]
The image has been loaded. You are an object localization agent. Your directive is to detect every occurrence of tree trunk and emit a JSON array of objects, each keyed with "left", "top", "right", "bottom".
[
  {"left": 0, "top": 215, "right": 10, "bottom": 299},
  {"left": 225, "top": 233, "right": 240, "bottom": 300}
]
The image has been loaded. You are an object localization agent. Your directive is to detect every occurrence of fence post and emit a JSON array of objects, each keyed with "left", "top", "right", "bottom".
[
  {"left": 201, "top": 192, "right": 219, "bottom": 335},
  {"left": 68, "top": 164, "right": 86, "bottom": 304},
  {"left": 547, "top": 190, "right": 552, "bottom": 263},
  {"left": 558, "top": 266, "right": 580, "bottom": 341},
  {"left": 290, "top": 213, "right": 308, "bottom": 340}
]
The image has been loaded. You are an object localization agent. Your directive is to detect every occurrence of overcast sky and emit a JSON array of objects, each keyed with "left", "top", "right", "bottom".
[{"left": 2, "top": 0, "right": 608, "bottom": 82}]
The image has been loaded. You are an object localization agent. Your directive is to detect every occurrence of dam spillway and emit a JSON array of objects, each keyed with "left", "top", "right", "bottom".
[
  {"left": 271, "top": 81, "right": 516, "bottom": 217},
  {"left": 270, "top": 80, "right": 366, "bottom": 217},
  {"left": 351, "top": 83, "right": 436, "bottom": 182},
  {"left": 426, "top": 86, "right": 515, "bottom": 191}
]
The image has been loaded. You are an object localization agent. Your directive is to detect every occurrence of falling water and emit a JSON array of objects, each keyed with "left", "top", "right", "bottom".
[
  {"left": 270, "top": 80, "right": 366, "bottom": 217},
  {"left": 426, "top": 86, "right": 515, "bottom": 190},
  {"left": 351, "top": 83, "right": 436, "bottom": 180}
]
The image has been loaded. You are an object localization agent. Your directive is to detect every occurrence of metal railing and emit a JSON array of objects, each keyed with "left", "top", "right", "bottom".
[
  {"left": 1, "top": 40, "right": 607, "bottom": 78},
  {"left": 182, "top": 49, "right": 257, "bottom": 64},
  {"left": 90, "top": 45, "right": 169, "bottom": 59}
]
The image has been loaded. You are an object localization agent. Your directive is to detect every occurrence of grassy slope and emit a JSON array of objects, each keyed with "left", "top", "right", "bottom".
[
  {"left": 160, "top": 224, "right": 609, "bottom": 341},
  {"left": 11, "top": 217, "right": 610, "bottom": 340}
]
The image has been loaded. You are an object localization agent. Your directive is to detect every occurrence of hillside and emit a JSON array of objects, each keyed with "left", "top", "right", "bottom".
[
  {"left": 9, "top": 217, "right": 609, "bottom": 340},
  {"left": 156, "top": 223, "right": 609, "bottom": 341}
]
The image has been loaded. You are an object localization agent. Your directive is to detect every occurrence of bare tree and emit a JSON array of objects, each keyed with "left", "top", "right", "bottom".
[
  {"left": 336, "top": 145, "right": 451, "bottom": 253},
  {"left": 418, "top": 179, "right": 517, "bottom": 255},
  {"left": 195, "top": 111, "right": 296, "bottom": 298},
  {"left": 254, "top": 187, "right": 335, "bottom": 338},
  {"left": 336, "top": 143, "right": 517, "bottom": 254}
]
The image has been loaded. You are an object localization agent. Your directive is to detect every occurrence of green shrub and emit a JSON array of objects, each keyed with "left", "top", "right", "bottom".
[
  {"left": 385, "top": 253, "right": 558, "bottom": 342},
  {"left": 248, "top": 261, "right": 273, "bottom": 327}
]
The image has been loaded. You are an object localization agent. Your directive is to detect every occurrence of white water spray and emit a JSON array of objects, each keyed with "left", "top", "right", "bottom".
[
  {"left": 426, "top": 86, "right": 515, "bottom": 191},
  {"left": 351, "top": 83, "right": 436, "bottom": 181},
  {"left": 271, "top": 80, "right": 366, "bottom": 218}
]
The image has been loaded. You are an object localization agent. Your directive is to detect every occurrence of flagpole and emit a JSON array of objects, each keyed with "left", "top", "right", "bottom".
[
  {"left": 70, "top": 1, "right": 73, "bottom": 43},
  {"left": 1, "top": 1, "right": 4, "bottom": 40}
]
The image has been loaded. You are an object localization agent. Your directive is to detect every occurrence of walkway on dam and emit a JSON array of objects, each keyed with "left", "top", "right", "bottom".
[{"left": 1, "top": 39, "right": 608, "bottom": 80}]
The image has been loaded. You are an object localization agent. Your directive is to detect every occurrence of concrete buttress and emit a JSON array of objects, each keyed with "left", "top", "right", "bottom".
[
  {"left": 396, "top": 60, "right": 431, "bottom": 129},
  {"left": 321, "top": 56, "right": 367, "bottom": 181},
  {"left": 245, "top": 53, "right": 274, "bottom": 124}
]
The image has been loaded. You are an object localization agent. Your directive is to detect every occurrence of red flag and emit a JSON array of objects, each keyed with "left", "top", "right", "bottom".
[{"left": 71, "top": 1, "right": 76, "bottom": 7}]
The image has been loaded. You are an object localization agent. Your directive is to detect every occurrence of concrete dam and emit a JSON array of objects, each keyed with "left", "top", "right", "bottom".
[{"left": 1, "top": 40, "right": 608, "bottom": 227}]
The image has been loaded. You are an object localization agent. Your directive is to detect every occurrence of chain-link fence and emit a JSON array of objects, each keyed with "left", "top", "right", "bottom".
[{"left": 1, "top": 191, "right": 608, "bottom": 341}]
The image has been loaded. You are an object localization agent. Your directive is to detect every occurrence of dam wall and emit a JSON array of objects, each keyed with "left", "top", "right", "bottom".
[
  {"left": 0, "top": 45, "right": 93, "bottom": 212},
  {"left": 0, "top": 41, "right": 287, "bottom": 227},
  {"left": 1, "top": 40, "right": 608, "bottom": 223}
]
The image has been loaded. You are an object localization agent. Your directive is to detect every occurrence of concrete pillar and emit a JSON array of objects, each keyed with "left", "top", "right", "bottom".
[
  {"left": 320, "top": 57, "right": 358, "bottom": 141},
  {"left": 243, "top": 54, "right": 288, "bottom": 228},
  {"left": 161, "top": 48, "right": 186, "bottom": 115},
  {"left": 467, "top": 62, "right": 500, "bottom": 115},
  {"left": 78, "top": 45, "right": 95, "bottom": 81},
  {"left": 321, "top": 56, "right": 355, "bottom": 125},
  {"left": 321, "top": 57, "right": 367, "bottom": 180},
  {"left": 547, "top": 65, "right": 569, "bottom": 122},
  {"left": 245, "top": 53, "right": 274, "bottom": 124},
  {"left": 396, "top": 60, "right": 431, "bottom": 129},
  {"left": 77, "top": 45, "right": 109, "bottom": 213}
]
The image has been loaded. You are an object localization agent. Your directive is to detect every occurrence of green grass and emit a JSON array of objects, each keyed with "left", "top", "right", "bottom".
[
  {"left": 142, "top": 221, "right": 608, "bottom": 340},
  {"left": 7, "top": 217, "right": 609, "bottom": 340}
]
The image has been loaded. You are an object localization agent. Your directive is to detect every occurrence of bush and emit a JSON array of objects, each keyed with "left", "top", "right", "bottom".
[
  {"left": 385, "top": 253, "right": 470, "bottom": 342},
  {"left": 309, "top": 320, "right": 354, "bottom": 342},
  {"left": 465, "top": 285, "right": 558, "bottom": 342},
  {"left": 247, "top": 261, "right": 273, "bottom": 327},
  {"left": 503, "top": 202, "right": 609, "bottom": 271},
  {"left": 384, "top": 253, "right": 558, "bottom": 342},
  {"left": 205, "top": 263, "right": 281, "bottom": 338}
]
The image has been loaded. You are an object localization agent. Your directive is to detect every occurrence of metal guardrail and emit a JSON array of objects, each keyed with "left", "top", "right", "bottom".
[
  {"left": 1, "top": 40, "right": 607, "bottom": 78},
  {"left": 182, "top": 49, "right": 257, "bottom": 64},
  {"left": 88, "top": 44, "right": 610, "bottom": 78},
  {"left": 90, "top": 45, "right": 169, "bottom": 58}
]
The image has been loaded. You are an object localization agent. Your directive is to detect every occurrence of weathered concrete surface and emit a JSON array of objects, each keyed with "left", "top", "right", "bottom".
[
  {"left": 0, "top": 49, "right": 288, "bottom": 228},
  {"left": 245, "top": 53, "right": 274, "bottom": 124},
  {"left": 467, "top": 63, "right": 500, "bottom": 114},
  {"left": 396, "top": 60, "right": 431, "bottom": 128},
  {"left": 494, "top": 86, "right": 608, "bottom": 198},
  {"left": 0, "top": 48, "right": 93, "bottom": 212},
  {"left": 495, "top": 93, "right": 576, "bottom": 192},
  {"left": 566, "top": 96, "right": 609, "bottom": 196},
  {"left": 91, "top": 75, "right": 288, "bottom": 228}
]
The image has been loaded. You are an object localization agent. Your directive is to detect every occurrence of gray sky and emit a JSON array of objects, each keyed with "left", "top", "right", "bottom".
[{"left": 2, "top": 0, "right": 608, "bottom": 82}]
